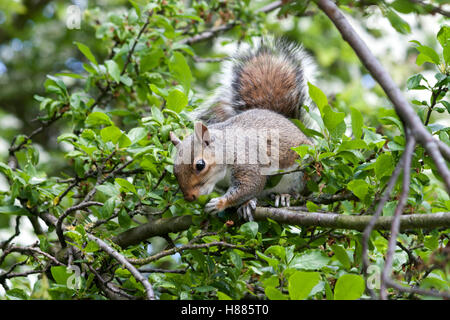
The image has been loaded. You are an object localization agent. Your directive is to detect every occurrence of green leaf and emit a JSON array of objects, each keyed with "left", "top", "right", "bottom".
[
  {"left": 380, "top": 116, "right": 403, "bottom": 131},
  {"left": 322, "top": 105, "right": 346, "bottom": 138},
  {"left": 57, "top": 133, "right": 78, "bottom": 143},
  {"left": 154, "top": 15, "right": 175, "bottom": 39},
  {"left": 256, "top": 251, "right": 279, "bottom": 269},
  {"left": 54, "top": 72, "right": 85, "bottom": 79},
  {"left": 217, "top": 292, "right": 232, "bottom": 300},
  {"left": 127, "top": 127, "right": 147, "bottom": 144},
  {"left": 118, "top": 133, "right": 132, "bottom": 148},
  {"left": 86, "top": 112, "right": 113, "bottom": 127},
  {"left": 140, "top": 48, "right": 164, "bottom": 72},
  {"left": 350, "top": 107, "right": 363, "bottom": 139},
  {"left": 424, "top": 235, "right": 439, "bottom": 251},
  {"left": 331, "top": 244, "right": 351, "bottom": 269},
  {"left": 51, "top": 266, "right": 72, "bottom": 285},
  {"left": 6, "top": 288, "right": 29, "bottom": 300},
  {"left": 290, "top": 250, "right": 330, "bottom": 270},
  {"left": 414, "top": 44, "right": 440, "bottom": 66},
  {"left": 118, "top": 208, "right": 131, "bottom": 229},
  {"left": 265, "top": 245, "right": 286, "bottom": 261},
  {"left": 292, "top": 119, "right": 324, "bottom": 138},
  {"left": 288, "top": 271, "right": 320, "bottom": 300},
  {"left": 391, "top": 0, "right": 416, "bottom": 14},
  {"left": 308, "top": 82, "right": 328, "bottom": 113},
  {"left": 421, "top": 274, "right": 449, "bottom": 291},
  {"left": 84, "top": 241, "right": 100, "bottom": 253},
  {"left": 239, "top": 221, "right": 258, "bottom": 239},
  {"left": 437, "top": 25, "right": 449, "bottom": 64},
  {"left": 0, "top": 205, "right": 31, "bottom": 216},
  {"left": 441, "top": 100, "right": 450, "bottom": 114},
  {"left": 120, "top": 75, "right": 133, "bottom": 86},
  {"left": 375, "top": 153, "right": 394, "bottom": 179},
  {"left": 96, "top": 183, "right": 120, "bottom": 197},
  {"left": 45, "top": 75, "right": 68, "bottom": 96},
  {"left": 166, "top": 89, "right": 188, "bottom": 113},
  {"left": 151, "top": 106, "right": 164, "bottom": 124},
  {"left": 129, "top": 0, "right": 141, "bottom": 17},
  {"left": 100, "top": 126, "right": 123, "bottom": 144},
  {"left": 74, "top": 42, "right": 98, "bottom": 66},
  {"left": 383, "top": 201, "right": 397, "bottom": 217},
  {"left": 265, "top": 287, "right": 288, "bottom": 300},
  {"left": 229, "top": 250, "right": 243, "bottom": 270},
  {"left": 265, "top": 174, "right": 283, "bottom": 189},
  {"left": 385, "top": 9, "right": 411, "bottom": 34},
  {"left": 291, "top": 144, "right": 313, "bottom": 159},
  {"left": 347, "top": 179, "right": 369, "bottom": 201},
  {"left": 115, "top": 178, "right": 137, "bottom": 195},
  {"left": 306, "top": 201, "right": 320, "bottom": 212},
  {"left": 363, "top": 128, "right": 385, "bottom": 148},
  {"left": 406, "top": 74, "right": 427, "bottom": 90},
  {"left": 334, "top": 274, "right": 365, "bottom": 300},
  {"left": 100, "top": 197, "right": 116, "bottom": 219},
  {"left": 105, "top": 60, "right": 121, "bottom": 83},
  {"left": 338, "top": 139, "right": 368, "bottom": 152},
  {"left": 169, "top": 51, "right": 192, "bottom": 93}
]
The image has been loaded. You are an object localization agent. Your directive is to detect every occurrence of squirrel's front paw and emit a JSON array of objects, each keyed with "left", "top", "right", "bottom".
[
  {"left": 271, "top": 193, "right": 291, "bottom": 207},
  {"left": 237, "top": 198, "right": 257, "bottom": 222},
  {"left": 205, "top": 197, "right": 228, "bottom": 215}
]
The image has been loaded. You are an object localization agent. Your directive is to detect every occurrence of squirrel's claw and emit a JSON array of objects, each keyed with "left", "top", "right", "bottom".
[
  {"left": 205, "top": 197, "right": 225, "bottom": 215},
  {"left": 237, "top": 198, "right": 257, "bottom": 222},
  {"left": 271, "top": 193, "right": 291, "bottom": 207}
]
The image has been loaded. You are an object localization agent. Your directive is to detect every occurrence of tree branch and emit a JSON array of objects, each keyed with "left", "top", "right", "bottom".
[
  {"left": 381, "top": 132, "right": 416, "bottom": 299},
  {"left": 180, "top": 1, "right": 284, "bottom": 45},
  {"left": 253, "top": 207, "right": 450, "bottom": 231},
  {"left": 56, "top": 201, "right": 104, "bottom": 248},
  {"left": 409, "top": 0, "right": 450, "bottom": 17},
  {"left": 316, "top": 0, "right": 450, "bottom": 193},
  {"left": 112, "top": 215, "right": 193, "bottom": 248},
  {"left": 86, "top": 234, "right": 155, "bottom": 300}
]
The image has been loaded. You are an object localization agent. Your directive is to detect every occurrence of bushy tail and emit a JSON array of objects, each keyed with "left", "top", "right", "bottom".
[{"left": 193, "top": 37, "right": 316, "bottom": 124}]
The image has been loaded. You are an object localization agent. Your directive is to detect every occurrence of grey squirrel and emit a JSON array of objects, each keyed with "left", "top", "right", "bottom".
[{"left": 170, "top": 38, "right": 315, "bottom": 221}]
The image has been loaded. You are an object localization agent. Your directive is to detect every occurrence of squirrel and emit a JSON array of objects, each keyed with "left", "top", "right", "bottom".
[{"left": 169, "top": 38, "right": 315, "bottom": 221}]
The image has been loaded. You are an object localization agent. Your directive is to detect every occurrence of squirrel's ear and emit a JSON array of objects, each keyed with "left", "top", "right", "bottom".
[
  {"left": 194, "top": 122, "right": 211, "bottom": 145},
  {"left": 169, "top": 131, "right": 181, "bottom": 147}
]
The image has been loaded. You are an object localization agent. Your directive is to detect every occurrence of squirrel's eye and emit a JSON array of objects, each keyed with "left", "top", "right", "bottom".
[{"left": 195, "top": 159, "right": 206, "bottom": 171}]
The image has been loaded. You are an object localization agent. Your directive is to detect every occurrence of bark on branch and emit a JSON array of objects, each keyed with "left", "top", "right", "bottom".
[
  {"left": 254, "top": 207, "right": 450, "bottom": 231},
  {"left": 112, "top": 215, "right": 193, "bottom": 248}
]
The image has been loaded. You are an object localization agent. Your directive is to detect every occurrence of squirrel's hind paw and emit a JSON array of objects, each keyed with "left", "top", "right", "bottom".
[
  {"left": 271, "top": 193, "right": 292, "bottom": 207},
  {"left": 237, "top": 198, "right": 257, "bottom": 222}
]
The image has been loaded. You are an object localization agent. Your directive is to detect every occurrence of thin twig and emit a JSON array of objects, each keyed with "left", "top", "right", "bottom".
[
  {"left": 86, "top": 233, "right": 155, "bottom": 300},
  {"left": 128, "top": 241, "right": 243, "bottom": 265},
  {"left": 138, "top": 267, "right": 187, "bottom": 274},
  {"left": 380, "top": 132, "right": 416, "bottom": 299},
  {"left": 409, "top": 0, "right": 450, "bottom": 17},
  {"left": 386, "top": 278, "right": 450, "bottom": 299},
  {"left": 1, "top": 245, "right": 65, "bottom": 267},
  {"left": 0, "top": 216, "right": 21, "bottom": 250},
  {"left": 56, "top": 201, "right": 104, "bottom": 248},
  {"left": 180, "top": 1, "right": 284, "bottom": 45},
  {"left": 121, "top": 10, "right": 154, "bottom": 76}
]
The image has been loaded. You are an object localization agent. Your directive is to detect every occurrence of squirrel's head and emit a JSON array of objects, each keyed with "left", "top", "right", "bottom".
[{"left": 170, "top": 122, "right": 225, "bottom": 202}]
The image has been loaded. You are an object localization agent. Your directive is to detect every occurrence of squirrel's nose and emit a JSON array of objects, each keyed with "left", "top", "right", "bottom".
[{"left": 184, "top": 193, "right": 197, "bottom": 201}]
